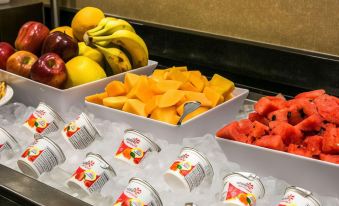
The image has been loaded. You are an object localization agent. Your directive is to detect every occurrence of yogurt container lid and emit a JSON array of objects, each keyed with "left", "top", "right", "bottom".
[
  {"left": 129, "top": 177, "right": 163, "bottom": 206},
  {"left": 182, "top": 147, "right": 214, "bottom": 177},
  {"left": 86, "top": 152, "right": 116, "bottom": 177},
  {"left": 38, "top": 102, "right": 65, "bottom": 123},
  {"left": 124, "top": 129, "right": 161, "bottom": 152},
  {"left": 223, "top": 172, "right": 265, "bottom": 198},
  {"left": 285, "top": 186, "right": 321, "bottom": 206},
  {"left": 80, "top": 113, "right": 102, "bottom": 137},
  {"left": 36, "top": 135, "right": 66, "bottom": 164},
  {"left": 0, "top": 127, "right": 19, "bottom": 146}
]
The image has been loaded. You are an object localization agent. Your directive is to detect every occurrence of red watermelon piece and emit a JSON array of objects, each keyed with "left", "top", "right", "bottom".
[
  {"left": 269, "top": 121, "right": 303, "bottom": 145},
  {"left": 303, "top": 135, "right": 323, "bottom": 156},
  {"left": 314, "top": 94, "right": 339, "bottom": 125},
  {"left": 254, "top": 96, "right": 285, "bottom": 116},
  {"left": 249, "top": 121, "right": 269, "bottom": 139},
  {"left": 295, "top": 89, "right": 325, "bottom": 100},
  {"left": 248, "top": 112, "right": 269, "bottom": 125},
  {"left": 216, "top": 119, "right": 253, "bottom": 143},
  {"left": 254, "top": 135, "right": 286, "bottom": 151},
  {"left": 268, "top": 109, "right": 289, "bottom": 122},
  {"left": 319, "top": 154, "right": 339, "bottom": 164},
  {"left": 295, "top": 114, "right": 323, "bottom": 132},
  {"left": 287, "top": 144, "right": 313, "bottom": 158},
  {"left": 322, "top": 127, "right": 339, "bottom": 154}
]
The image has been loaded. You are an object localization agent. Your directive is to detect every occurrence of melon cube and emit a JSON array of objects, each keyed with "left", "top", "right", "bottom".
[
  {"left": 189, "top": 71, "right": 204, "bottom": 92},
  {"left": 127, "top": 76, "right": 154, "bottom": 103},
  {"left": 124, "top": 73, "right": 140, "bottom": 91},
  {"left": 85, "top": 93, "right": 104, "bottom": 105},
  {"left": 103, "top": 96, "right": 128, "bottom": 109},
  {"left": 105, "top": 81, "right": 126, "bottom": 97},
  {"left": 184, "top": 91, "right": 212, "bottom": 107},
  {"left": 150, "top": 107, "right": 180, "bottom": 125},
  {"left": 180, "top": 81, "right": 200, "bottom": 92},
  {"left": 166, "top": 66, "right": 188, "bottom": 72},
  {"left": 151, "top": 69, "right": 167, "bottom": 82},
  {"left": 158, "top": 90, "right": 185, "bottom": 108},
  {"left": 145, "top": 95, "right": 162, "bottom": 115},
  {"left": 203, "top": 87, "right": 224, "bottom": 107},
  {"left": 152, "top": 80, "right": 182, "bottom": 94},
  {"left": 167, "top": 70, "right": 189, "bottom": 83},
  {"left": 122, "top": 99, "right": 147, "bottom": 117},
  {"left": 209, "top": 74, "right": 235, "bottom": 96},
  {"left": 181, "top": 107, "right": 209, "bottom": 123}
]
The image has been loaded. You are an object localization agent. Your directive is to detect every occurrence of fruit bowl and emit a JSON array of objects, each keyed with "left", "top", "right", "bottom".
[
  {"left": 85, "top": 87, "right": 249, "bottom": 143},
  {"left": 0, "top": 60, "right": 157, "bottom": 115}
]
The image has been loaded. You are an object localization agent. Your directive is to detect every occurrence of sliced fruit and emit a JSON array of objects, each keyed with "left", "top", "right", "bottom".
[
  {"left": 320, "top": 154, "right": 339, "bottom": 164},
  {"left": 151, "top": 69, "right": 167, "bottom": 82},
  {"left": 151, "top": 80, "right": 182, "bottom": 94},
  {"left": 216, "top": 119, "right": 253, "bottom": 143},
  {"left": 181, "top": 107, "right": 209, "bottom": 123},
  {"left": 287, "top": 144, "right": 313, "bottom": 158},
  {"left": 295, "top": 114, "right": 323, "bottom": 132},
  {"left": 254, "top": 135, "right": 285, "bottom": 151},
  {"left": 295, "top": 89, "right": 325, "bottom": 100},
  {"left": 209, "top": 74, "right": 235, "bottom": 96},
  {"left": 322, "top": 127, "right": 339, "bottom": 154},
  {"left": 269, "top": 121, "right": 303, "bottom": 145},
  {"left": 184, "top": 91, "right": 212, "bottom": 107},
  {"left": 145, "top": 95, "right": 161, "bottom": 115},
  {"left": 314, "top": 94, "right": 339, "bottom": 125},
  {"left": 203, "top": 87, "right": 223, "bottom": 108},
  {"left": 103, "top": 96, "right": 128, "bottom": 109},
  {"left": 158, "top": 90, "right": 185, "bottom": 108},
  {"left": 303, "top": 135, "right": 323, "bottom": 156},
  {"left": 122, "top": 99, "right": 147, "bottom": 117},
  {"left": 150, "top": 107, "right": 180, "bottom": 125},
  {"left": 105, "top": 81, "right": 127, "bottom": 97}
]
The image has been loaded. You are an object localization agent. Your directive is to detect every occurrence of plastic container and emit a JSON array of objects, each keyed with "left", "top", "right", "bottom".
[
  {"left": 86, "top": 87, "right": 249, "bottom": 143},
  {"left": 17, "top": 136, "right": 66, "bottom": 178},
  {"left": 278, "top": 186, "right": 321, "bottom": 206},
  {"left": 164, "top": 147, "right": 214, "bottom": 192},
  {"left": 221, "top": 172, "right": 265, "bottom": 206},
  {"left": 114, "top": 177, "right": 163, "bottom": 206},
  {"left": 115, "top": 129, "right": 161, "bottom": 165},
  {"left": 0, "top": 127, "right": 19, "bottom": 153},
  {"left": 66, "top": 152, "right": 116, "bottom": 195},
  {"left": 0, "top": 60, "right": 157, "bottom": 115},
  {"left": 23, "top": 102, "right": 64, "bottom": 135},
  {"left": 61, "top": 113, "right": 101, "bottom": 149}
]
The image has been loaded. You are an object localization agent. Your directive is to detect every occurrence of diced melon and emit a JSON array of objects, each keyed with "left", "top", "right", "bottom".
[
  {"left": 151, "top": 69, "right": 167, "bottom": 82},
  {"left": 203, "top": 87, "right": 224, "bottom": 107},
  {"left": 103, "top": 96, "right": 128, "bottom": 109},
  {"left": 209, "top": 74, "right": 235, "bottom": 97},
  {"left": 166, "top": 66, "right": 188, "bottom": 72},
  {"left": 122, "top": 99, "right": 147, "bottom": 117},
  {"left": 189, "top": 71, "right": 204, "bottom": 92},
  {"left": 150, "top": 107, "right": 180, "bottom": 125},
  {"left": 175, "top": 95, "right": 188, "bottom": 106},
  {"left": 158, "top": 90, "right": 185, "bottom": 108},
  {"left": 85, "top": 94, "right": 102, "bottom": 105},
  {"left": 145, "top": 95, "right": 162, "bottom": 115},
  {"left": 152, "top": 80, "right": 182, "bottom": 94},
  {"left": 181, "top": 107, "right": 209, "bottom": 123},
  {"left": 202, "top": 75, "right": 209, "bottom": 87},
  {"left": 225, "top": 93, "right": 233, "bottom": 101},
  {"left": 127, "top": 76, "right": 154, "bottom": 103},
  {"left": 180, "top": 81, "right": 200, "bottom": 92},
  {"left": 184, "top": 91, "right": 212, "bottom": 107},
  {"left": 166, "top": 70, "right": 189, "bottom": 83},
  {"left": 124, "top": 73, "right": 140, "bottom": 91},
  {"left": 176, "top": 102, "right": 185, "bottom": 116},
  {"left": 105, "top": 81, "right": 126, "bottom": 97}
]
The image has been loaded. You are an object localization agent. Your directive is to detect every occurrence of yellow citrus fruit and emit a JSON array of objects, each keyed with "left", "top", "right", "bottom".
[
  {"left": 71, "top": 7, "right": 105, "bottom": 41},
  {"left": 65, "top": 56, "right": 106, "bottom": 88},
  {"left": 50, "top": 26, "right": 76, "bottom": 41}
]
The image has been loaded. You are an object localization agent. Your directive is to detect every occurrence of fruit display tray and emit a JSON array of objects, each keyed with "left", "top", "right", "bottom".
[
  {"left": 85, "top": 87, "right": 249, "bottom": 142},
  {"left": 217, "top": 138, "right": 339, "bottom": 198},
  {"left": 0, "top": 60, "right": 157, "bottom": 115}
]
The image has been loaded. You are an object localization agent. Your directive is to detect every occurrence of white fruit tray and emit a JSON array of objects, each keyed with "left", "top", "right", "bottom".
[
  {"left": 0, "top": 60, "right": 157, "bottom": 115},
  {"left": 217, "top": 128, "right": 339, "bottom": 198},
  {"left": 85, "top": 87, "right": 249, "bottom": 142}
]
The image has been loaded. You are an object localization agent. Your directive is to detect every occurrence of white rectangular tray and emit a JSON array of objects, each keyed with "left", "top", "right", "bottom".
[
  {"left": 86, "top": 87, "right": 249, "bottom": 142},
  {"left": 0, "top": 60, "right": 157, "bottom": 115},
  {"left": 217, "top": 138, "right": 339, "bottom": 198}
]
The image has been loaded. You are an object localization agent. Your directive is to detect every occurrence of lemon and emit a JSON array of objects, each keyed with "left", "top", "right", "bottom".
[
  {"left": 78, "top": 42, "right": 104, "bottom": 66},
  {"left": 71, "top": 7, "right": 105, "bottom": 41},
  {"left": 50, "top": 26, "right": 76, "bottom": 41},
  {"left": 65, "top": 56, "right": 106, "bottom": 88}
]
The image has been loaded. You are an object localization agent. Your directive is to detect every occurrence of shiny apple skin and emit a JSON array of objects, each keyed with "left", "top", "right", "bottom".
[
  {"left": 15, "top": 21, "right": 50, "bottom": 55},
  {"left": 30, "top": 53, "right": 67, "bottom": 88},
  {"left": 0, "top": 42, "right": 15, "bottom": 70},
  {"left": 6, "top": 51, "right": 38, "bottom": 78}
]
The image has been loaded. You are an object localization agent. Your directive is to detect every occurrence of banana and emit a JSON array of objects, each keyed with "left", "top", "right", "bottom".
[
  {"left": 94, "top": 44, "right": 132, "bottom": 74},
  {"left": 86, "top": 17, "right": 117, "bottom": 34},
  {"left": 78, "top": 42, "right": 104, "bottom": 66},
  {"left": 87, "top": 30, "right": 148, "bottom": 68},
  {"left": 88, "top": 19, "right": 135, "bottom": 37}
]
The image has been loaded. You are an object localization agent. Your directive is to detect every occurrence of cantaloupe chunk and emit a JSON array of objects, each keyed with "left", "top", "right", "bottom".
[
  {"left": 152, "top": 80, "right": 182, "bottom": 94},
  {"left": 203, "top": 87, "right": 224, "bottom": 107},
  {"left": 225, "top": 93, "right": 233, "bottom": 101},
  {"left": 180, "top": 81, "right": 200, "bottom": 92},
  {"left": 85, "top": 94, "right": 102, "bottom": 105},
  {"left": 145, "top": 95, "right": 162, "bottom": 115},
  {"left": 181, "top": 107, "right": 209, "bottom": 122},
  {"left": 150, "top": 107, "right": 180, "bottom": 125},
  {"left": 202, "top": 75, "right": 209, "bottom": 87},
  {"left": 166, "top": 66, "right": 188, "bottom": 72},
  {"left": 189, "top": 71, "right": 204, "bottom": 92},
  {"left": 151, "top": 69, "right": 167, "bottom": 82},
  {"left": 209, "top": 74, "right": 235, "bottom": 97},
  {"left": 166, "top": 70, "right": 189, "bottom": 83},
  {"left": 122, "top": 99, "right": 147, "bottom": 117},
  {"left": 105, "top": 81, "right": 127, "bottom": 97},
  {"left": 103, "top": 96, "right": 128, "bottom": 109},
  {"left": 124, "top": 73, "right": 140, "bottom": 92},
  {"left": 184, "top": 91, "right": 212, "bottom": 107},
  {"left": 158, "top": 90, "right": 185, "bottom": 108},
  {"left": 127, "top": 76, "right": 154, "bottom": 103}
]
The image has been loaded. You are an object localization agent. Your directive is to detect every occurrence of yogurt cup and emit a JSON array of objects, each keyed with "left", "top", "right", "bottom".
[
  {"left": 114, "top": 177, "right": 163, "bottom": 206},
  {"left": 163, "top": 147, "right": 214, "bottom": 192},
  {"left": 67, "top": 152, "right": 116, "bottom": 195},
  {"left": 221, "top": 172, "right": 265, "bottom": 206},
  {"left": 0, "top": 127, "right": 19, "bottom": 153},
  {"left": 17, "top": 136, "right": 66, "bottom": 178},
  {"left": 278, "top": 186, "right": 321, "bottom": 206},
  {"left": 23, "top": 102, "right": 64, "bottom": 135},
  {"left": 62, "top": 113, "right": 101, "bottom": 149},
  {"left": 115, "top": 129, "right": 161, "bottom": 165}
]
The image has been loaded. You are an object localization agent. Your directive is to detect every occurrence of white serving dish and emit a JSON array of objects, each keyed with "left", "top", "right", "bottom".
[
  {"left": 0, "top": 60, "right": 157, "bottom": 115},
  {"left": 217, "top": 138, "right": 339, "bottom": 198},
  {"left": 86, "top": 87, "right": 249, "bottom": 142}
]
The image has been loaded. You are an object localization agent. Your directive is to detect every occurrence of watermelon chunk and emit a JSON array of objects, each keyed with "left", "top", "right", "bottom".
[
  {"left": 269, "top": 121, "right": 303, "bottom": 145},
  {"left": 303, "top": 135, "right": 323, "bottom": 156},
  {"left": 216, "top": 119, "right": 252, "bottom": 143},
  {"left": 319, "top": 153, "right": 339, "bottom": 164},
  {"left": 295, "top": 114, "right": 323, "bottom": 132},
  {"left": 295, "top": 89, "right": 325, "bottom": 100},
  {"left": 268, "top": 109, "right": 289, "bottom": 122},
  {"left": 250, "top": 121, "right": 269, "bottom": 139},
  {"left": 248, "top": 112, "right": 269, "bottom": 125},
  {"left": 287, "top": 144, "right": 313, "bottom": 158},
  {"left": 322, "top": 127, "right": 339, "bottom": 154},
  {"left": 254, "top": 135, "right": 286, "bottom": 151},
  {"left": 314, "top": 94, "right": 339, "bottom": 125},
  {"left": 254, "top": 96, "right": 285, "bottom": 116}
]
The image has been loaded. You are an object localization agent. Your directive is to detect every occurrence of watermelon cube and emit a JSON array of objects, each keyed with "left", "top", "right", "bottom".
[
  {"left": 319, "top": 153, "right": 339, "bottom": 164},
  {"left": 314, "top": 94, "right": 339, "bottom": 125},
  {"left": 303, "top": 135, "right": 323, "bottom": 156},
  {"left": 248, "top": 112, "right": 269, "bottom": 125},
  {"left": 295, "top": 89, "right": 325, "bottom": 100},
  {"left": 269, "top": 121, "right": 303, "bottom": 145},
  {"left": 322, "top": 127, "right": 339, "bottom": 154},
  {"left": 254, "top": 96, "right": 285, "bottom": 116},
  {"left": 249, "top": 121, "right": 269, "bottom": 139},
  {"left": 295, "top": 114, "right": 323, "bottom": 132},
  {"left": 254, "top": 135, "right": 286, "bottom": 151},
  {"left": 268, "top": 109, "right": 289, "bottom": 122},
  {"left": 216, "top": 119, "right": 253, "bottom": 143},
  {"left": 287, "top": 144, "right": 313, "bottom": 158}
]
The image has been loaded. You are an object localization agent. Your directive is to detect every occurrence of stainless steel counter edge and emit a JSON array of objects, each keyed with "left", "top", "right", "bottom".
[{"left": 0, "top": 164, "right": 91, "bottom": 206}]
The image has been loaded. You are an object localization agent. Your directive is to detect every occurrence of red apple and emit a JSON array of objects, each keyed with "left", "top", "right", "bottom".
[
  {"left": 6, "top": 51, "right": 38, "bottom": 78},
  {"left": 41, "top": 31, "right": 79, "bottom": 62},
  {"left": 15, "top": 21, "right": 50, "bottom": 55},
  {"left": 30, "top": 53, "right": 67, "bottom": 88},
  {"left": 0, "top": 42, "right": 15, "bottom": 70}
]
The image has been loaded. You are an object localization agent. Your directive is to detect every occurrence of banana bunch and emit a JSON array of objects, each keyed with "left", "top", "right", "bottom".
[{"left": 83, "top": 17, "right": 148, "bottom": 75}]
